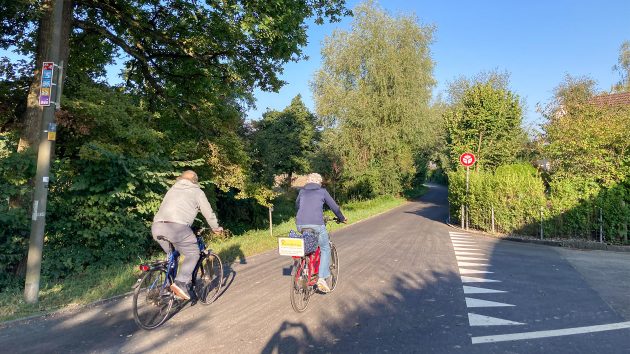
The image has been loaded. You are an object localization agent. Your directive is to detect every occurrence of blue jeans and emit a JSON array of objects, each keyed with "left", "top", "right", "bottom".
[{"left": 297, "top": 224, "right": 331, "bottom": 279}]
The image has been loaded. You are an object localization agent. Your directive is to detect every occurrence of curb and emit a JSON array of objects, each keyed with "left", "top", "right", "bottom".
[{"left": 445, "top": 221, "right": 630, "bottom": 253}]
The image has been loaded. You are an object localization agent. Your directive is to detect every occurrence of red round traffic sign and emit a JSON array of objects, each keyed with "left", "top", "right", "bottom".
[{"left": 459, "top": 152, "right": 476, "bottom": 167}]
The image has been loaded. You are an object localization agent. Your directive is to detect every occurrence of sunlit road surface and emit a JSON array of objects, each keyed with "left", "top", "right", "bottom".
[{"left": 2, "top": 184, "right": 630, "bottom": 353}]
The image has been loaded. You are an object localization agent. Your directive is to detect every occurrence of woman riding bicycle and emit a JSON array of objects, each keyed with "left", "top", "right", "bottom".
[{"left": 295, "top": 173, "right": 346, "bottom": 293}]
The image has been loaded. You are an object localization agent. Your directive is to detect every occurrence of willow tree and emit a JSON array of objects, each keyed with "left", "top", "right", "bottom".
[{"left": 312, "top": 1, "right": 436, "bottom": 196}]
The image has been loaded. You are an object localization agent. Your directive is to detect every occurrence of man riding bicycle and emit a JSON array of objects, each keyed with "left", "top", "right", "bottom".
[
  {"left": 152, "top": 170, "right": 223, "bottom": 300},
  {"left": 295, "top": 173, "right": 346, "bottom": 293}
]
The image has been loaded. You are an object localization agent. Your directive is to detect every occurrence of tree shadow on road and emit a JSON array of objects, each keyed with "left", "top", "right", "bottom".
[{"left": 261, "top": 270, "right": 469, "bottom": 353}]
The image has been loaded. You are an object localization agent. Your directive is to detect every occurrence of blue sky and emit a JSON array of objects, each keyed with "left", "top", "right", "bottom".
[{"left": 247, "top": 0, "right": 630, "bottom": 129}]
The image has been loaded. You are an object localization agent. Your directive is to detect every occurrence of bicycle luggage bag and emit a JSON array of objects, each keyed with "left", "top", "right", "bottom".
[{"left": 289, "top": 229, "right": 318, "bottom": 255}]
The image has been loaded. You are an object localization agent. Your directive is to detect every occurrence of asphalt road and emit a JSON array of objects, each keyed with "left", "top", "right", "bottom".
[{"left": 2, "top": 184, "right": 630, "bottom": 353}]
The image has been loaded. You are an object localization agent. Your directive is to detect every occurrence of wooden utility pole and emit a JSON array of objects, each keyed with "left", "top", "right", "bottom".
[{"left": 24, "top": 0, "right": 67, "bottom": 304}]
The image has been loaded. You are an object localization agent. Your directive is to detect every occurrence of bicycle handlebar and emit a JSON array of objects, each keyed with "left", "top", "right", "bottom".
[{"left": 323, "top": 216, "right": 344, "bottom": 224}]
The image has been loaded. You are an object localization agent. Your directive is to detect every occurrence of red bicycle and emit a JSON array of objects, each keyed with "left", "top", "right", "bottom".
[{"left": 289, "top": 217, "right": 340, "bottom": 312}]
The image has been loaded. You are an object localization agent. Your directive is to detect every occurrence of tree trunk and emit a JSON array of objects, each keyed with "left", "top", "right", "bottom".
[{"left": 17, "top": 0, "right": 73, "bottom": 152}]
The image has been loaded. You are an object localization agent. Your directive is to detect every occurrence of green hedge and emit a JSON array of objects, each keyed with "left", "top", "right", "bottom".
[
  {"left": 448, "top": 163, "right": 545, "bottom": 235},
  {"left": 448, "top": 164, "right": 629, "bottom": 243}
]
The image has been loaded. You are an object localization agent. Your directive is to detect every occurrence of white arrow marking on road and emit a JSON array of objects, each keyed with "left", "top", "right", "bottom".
[
  {"left": 468, "top": 313, "right": 524, "bottom": 326},
  {"left": 454, "top": 251, "right": 485, "bottom": 256},
  {"left": 466, "top": 297, "right": 515, "bottom": 308},
  {"left": 459, "top": 268, "right": 493, "bottom": 275},
  {"left": 458, "top": 262, "right": 489, "bottom": 267},
  {"left": 461, "top": 276, "right": 499, "bottom": 283},
  {"left": 463, "top": 286, "right": 507, "bottom": 294},
  {"left": 456, "top": 256, "right": 488, "bottom": 261}
]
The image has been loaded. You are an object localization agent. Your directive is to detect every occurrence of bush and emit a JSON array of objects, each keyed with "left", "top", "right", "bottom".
[{"left": 448, "top": 163, "right": 546, "bottom": 234}]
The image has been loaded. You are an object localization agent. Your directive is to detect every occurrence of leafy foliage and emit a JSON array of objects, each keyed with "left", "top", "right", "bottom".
[
  {"left": 541, "top": 76, "right": 630, "bottom": 187},
  {"left": 448, "top": 164, "right": 546, "bottom": 235},
  {"left": 250, "top": 95, "right": 318, "bottom": 186},
  {"left": 444, "top": 72, "right": 526, "bottom": 171},
  {"left": 313, "top": 1, "right": 437, "bottom": 196}
]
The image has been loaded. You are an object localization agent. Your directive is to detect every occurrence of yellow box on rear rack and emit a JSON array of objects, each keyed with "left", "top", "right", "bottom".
[{"left": 278, "top": 237, "right": 304, "bottom": 257}]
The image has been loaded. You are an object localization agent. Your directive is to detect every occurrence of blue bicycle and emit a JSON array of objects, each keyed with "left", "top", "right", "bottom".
[{"left": 132, "top": 227, "right": 223, "bottom": 330}]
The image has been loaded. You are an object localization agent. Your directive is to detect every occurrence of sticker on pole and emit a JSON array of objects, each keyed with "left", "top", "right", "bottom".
[
  {"left": 459, "top": 152, "right": 476, "bottom": 167},
  {"left": 39, "top": 62, "right": 54, "bottom": 106},
  {"left": 278, "top": 237, "right": 304, "bottom": 257}
]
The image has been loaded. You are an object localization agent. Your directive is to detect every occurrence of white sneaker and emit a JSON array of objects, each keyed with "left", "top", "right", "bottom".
[{"left": 317, "top": 278, "right": 331, "bottom": 293}]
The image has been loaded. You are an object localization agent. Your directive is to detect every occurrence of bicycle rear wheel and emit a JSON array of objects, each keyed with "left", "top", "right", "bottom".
[
  {"left": 133, "top": 268, "right": 174, "bottom": 330},
  {"left": 290, "top": 258, "right": 311, "bottom": 312},
  {"left": 328, "top": 243, "right": 339, "bottom": 292},
  {"left": 196, "top": 252, "right": 224, "bottom": 305}
]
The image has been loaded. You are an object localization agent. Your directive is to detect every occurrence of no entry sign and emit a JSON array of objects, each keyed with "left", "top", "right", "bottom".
[{"left": 459, "top": 152, "right": 476, "bottom": 167}]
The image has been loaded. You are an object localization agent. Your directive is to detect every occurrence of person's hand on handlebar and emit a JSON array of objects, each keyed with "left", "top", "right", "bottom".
[{"left": 212, "top": 226, "right": 224, "bottom": 234}]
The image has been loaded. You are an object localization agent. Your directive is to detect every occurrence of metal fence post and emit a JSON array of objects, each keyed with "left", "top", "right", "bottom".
[
  {"left": 599, "top": 207, "right": 604, "bottom": 243},
  {"left": 540, "top": 207, "right": 544, "bottom": 240},
  {"left": 491, "top": 206, "right": 495, "bottom": 233}
]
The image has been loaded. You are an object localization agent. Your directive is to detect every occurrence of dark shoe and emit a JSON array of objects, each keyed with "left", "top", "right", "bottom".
[{"left": 170, "top": 281, "right": 191, "bottom": 300}]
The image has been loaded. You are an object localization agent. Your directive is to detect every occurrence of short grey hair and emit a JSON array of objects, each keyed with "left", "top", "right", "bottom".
[
  {"left": 306, "top": 173, "right": 323, "bottom": 185},
  {"left": 178, "top": 170, "right": 199, "bottom": 184}
]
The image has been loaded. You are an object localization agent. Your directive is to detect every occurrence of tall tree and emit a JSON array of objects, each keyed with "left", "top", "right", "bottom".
[
  {"left": 251, "top": 95, "right": 318, "bottom": 186},
  {"left": 312, "top": 0, "right": 436, "bottom": 196},
  {"left": 541, "top": 75, "right": 630, "bottom": 187},
  {"left": 0, "top": 0, "right": 351, "bottom": 150},
  {"left": 444, "top": 71, "right": 525, "bottom": 171},
  {"left": 613, "top": 40, "right": 630, "bottom": 92}
]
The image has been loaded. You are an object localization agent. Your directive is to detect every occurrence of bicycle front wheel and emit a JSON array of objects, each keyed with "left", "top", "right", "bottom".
[
  {"left": 290, "top": 258, "right": 311, "bottom": 312},
  {"left": 197, "top": 252, "right": 223, "bottom": 305},
  {"left": 133, "top": 268, "right": 174, "bottom": 330},
  {"left": 328, "top": 243, "right": 339, "bottom": 292}
]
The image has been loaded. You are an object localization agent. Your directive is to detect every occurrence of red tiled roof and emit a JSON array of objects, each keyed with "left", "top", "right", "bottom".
[{"left": 589, "top": 92, "right": 630, "bottom": 106}]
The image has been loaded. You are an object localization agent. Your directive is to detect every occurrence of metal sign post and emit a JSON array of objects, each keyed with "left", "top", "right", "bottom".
[{"left": 459, "top": 153, "right": 476, "bottom": 230}]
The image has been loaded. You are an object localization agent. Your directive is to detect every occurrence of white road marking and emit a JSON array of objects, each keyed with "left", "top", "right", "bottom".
[
  {"left": 450, "top": 235, "right": 472, "bottom": 238},
  {"left": 471, "top": 321, "right": 630, "bottom": 344},
  {"left": 454, "top": 247, "right": 481, "bottom": 251},
  {"left": 449, "top": 232, "right": 472, "bottom": 235},
  {"left": 454, "top": 251, "right": 485, "bottom": 256},
  {"left": 468, "top": 313, "right": 524, "bottom": 326},
  {"left": 463, "top": 286, "right": 507, "bottom": 294},
  {"left": 466, "top": 297, "right": 515, "bottom": 308},
  {"left": 458, "top": 261, "right": 490, "bottom": 267},
  {"left": 451, "top": 241, "right": 476, "bottom": 245},
  {"left": 459, "top": 268, "right": 493, "bottom": 275},
  {"left": 461, "top": 276, "right": 500, "bottom": 283},
  {"left": 456, "top": 256, "right": 488, "bottom": 261}
]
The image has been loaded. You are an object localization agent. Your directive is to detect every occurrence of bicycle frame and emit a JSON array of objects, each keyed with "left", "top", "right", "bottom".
[{"left": 293, "top": 247, "right": 321, "bottom": 287}]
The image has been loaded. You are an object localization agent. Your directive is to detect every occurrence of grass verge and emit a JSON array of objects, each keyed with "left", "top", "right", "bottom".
[{"left": 1, "top": 194, "right": 412, "bottom": 323}]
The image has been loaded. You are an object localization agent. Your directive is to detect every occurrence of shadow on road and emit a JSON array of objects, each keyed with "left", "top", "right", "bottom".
[{"left": 261, "top": 270, "right": 467, "bottom": 353}]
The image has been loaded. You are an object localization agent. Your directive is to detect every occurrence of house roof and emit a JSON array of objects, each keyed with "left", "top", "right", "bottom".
[{"left": 589, "top": 92, "right": 630, "bottom": 106}]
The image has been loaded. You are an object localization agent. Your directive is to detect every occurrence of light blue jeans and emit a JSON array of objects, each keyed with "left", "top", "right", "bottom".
[{"left": 297, "top": 224, "right": 331, "bottom": 279}]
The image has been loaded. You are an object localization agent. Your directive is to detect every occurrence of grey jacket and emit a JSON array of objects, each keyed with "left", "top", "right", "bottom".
[
  {"left": 154, "top": 179, "right": 219, "bottom": 228},
  {"left": 296, "top": 183, "right": 345, "bottom": 225}
]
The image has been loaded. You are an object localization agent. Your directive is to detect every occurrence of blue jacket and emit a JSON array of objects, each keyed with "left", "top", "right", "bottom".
[{"left": 296, "top": 183, "right": 346, "bottom": 225}]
